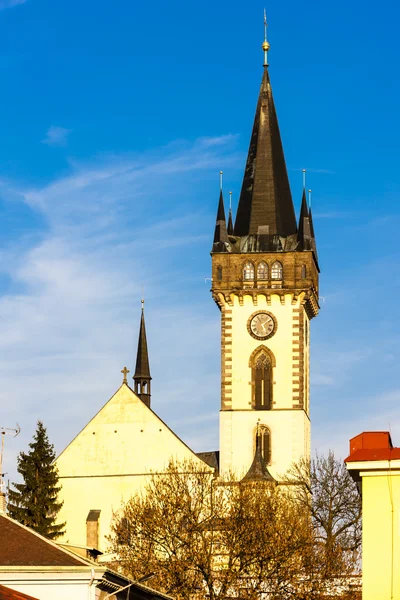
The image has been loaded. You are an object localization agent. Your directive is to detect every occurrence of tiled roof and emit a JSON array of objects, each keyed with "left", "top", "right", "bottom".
[
  {"left": 0, "top": 585, "right": 38, "bottom": 600},
  {"left": 345, "top": 447, "right": 400, "bottom": 463},
  {"left": 0, "top": 514, "right": 88, "bottom": 567}
]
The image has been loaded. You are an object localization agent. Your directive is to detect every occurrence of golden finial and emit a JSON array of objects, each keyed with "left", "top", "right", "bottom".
[
  {"left": 262, "top": 9, "right": 270, "bottom": 67},
  {"left": 121, "top": 366, "right": 130, "bottom": 384}
]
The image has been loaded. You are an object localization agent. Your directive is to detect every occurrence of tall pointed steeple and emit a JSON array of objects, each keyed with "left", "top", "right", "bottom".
[
  {"left": 234, "top": 35, "right": 297, "bottom": 238},
  {"left": 133, "top": 300, "right": 152, "bottom": 408}
]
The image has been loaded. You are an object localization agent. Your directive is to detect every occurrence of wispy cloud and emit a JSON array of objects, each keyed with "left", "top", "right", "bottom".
[
  {"left": 42, "top": 125, "right": 71, "bottom": 147},
  {"left": 0, "top": 135, "right": 238, "bottom": 481},
  {"left": 0, "top": 0, "right": 27, "bottom": 8}
]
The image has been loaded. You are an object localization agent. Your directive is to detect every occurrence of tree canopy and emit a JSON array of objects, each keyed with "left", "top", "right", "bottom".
[
  {"left": 8, "top": 420, "right": 65, "bottom": 539},
  {"left": 109, "top": 458, "right": 360, "bottom": 600}
]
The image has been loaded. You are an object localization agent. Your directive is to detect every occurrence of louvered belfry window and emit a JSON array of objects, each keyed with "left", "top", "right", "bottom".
[
  {"left": 257, "top": 261, "right": 268, "bottom": 280},
  {"left": 271, "top": 261, "right": 283, "bottom": 280},
  {"left": 243, "top": 261, "right": 255, "bottom": 280}
]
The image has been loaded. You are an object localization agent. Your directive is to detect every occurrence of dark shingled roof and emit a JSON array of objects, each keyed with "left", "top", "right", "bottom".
[
  {"left": 0, "top": 586, "right": 38, "bottom": 600},
  {"left": 241, "top": 434, "right": 275, "bottom": 484},
  {"left": 133, "top": 307, "right": 151, "bottom": 381},
  {"left": 196, "top": 451, "right": 220, "bottom": 472},
  {"left": 234, "top": 67, "right": 297, "bottom": 238},
  {"left": 0, "top": 514, "right": 88, "bottom": 567}
]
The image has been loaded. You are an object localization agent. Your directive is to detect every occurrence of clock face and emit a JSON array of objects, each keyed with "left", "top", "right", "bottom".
[{"left": 248, "top": 312, "right": 276, "bottom": 340}]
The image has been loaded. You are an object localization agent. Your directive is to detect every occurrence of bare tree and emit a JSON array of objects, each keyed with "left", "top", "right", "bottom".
[
  {"left": 108, "top": 459, "right": 359, "bottom": 600},
  {"left": 287, "top": 451, "right": 362, "bottom": 574}
]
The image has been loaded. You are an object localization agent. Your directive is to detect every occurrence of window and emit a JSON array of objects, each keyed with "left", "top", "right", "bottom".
[
  {"left": 271, "top": 261, "right": 283, "bottom": 280},
  {"left": 217, "top": 266, "right": 223, "bottom": 281},
  {"left": 260, "top": 427, "right": 271, "bottom": 464},
  {"left": 257, "top": 261, "right": 268, "bottom": 280},
  {"left": 252, "top": 352, "right": 272, "bottom": 410},
  {"left": 301, "top": 264, "right": 307, "bottom": 278},
  {"left": 243, "top": 261, "right": 255, "bottom": 280}
]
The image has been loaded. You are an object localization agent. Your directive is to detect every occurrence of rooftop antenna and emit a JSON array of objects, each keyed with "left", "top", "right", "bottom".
[
  {"left": 0, "top": 424, "right": 20, "bottom": 499},
  {"left": 302, "top": 169, "right": 306, "bottom": 190},
  {"left": 308, "top": 189, "right": 312, "bottom": 209},
  {"left": 262, "top": 9, "right": 270, "bottom": 67},
  {"left": 219, "top": 170, "right": 223, "bottom": 191}
]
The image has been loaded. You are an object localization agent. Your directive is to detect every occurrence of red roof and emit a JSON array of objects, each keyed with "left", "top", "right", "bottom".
[
  {"left": 0, "top": 514, "right": 89, "bottom": 567},
  {"left": 0, "top": 585, "right": 38, "bottom": 600},
  {"left": 345, "top": 431, "right": 400, "bottom": 463}
]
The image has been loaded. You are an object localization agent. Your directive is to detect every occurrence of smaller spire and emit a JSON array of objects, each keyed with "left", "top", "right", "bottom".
[
  {"left": 212, "top": 172, "right": 228, "bottom": 250},
  {"left": 241, "top": 424, "right": 275, "bottom": 483},
  {"left": 227, "top": 191, "right": 234, "bottom": 235},
  {"left": 262, "top": 9, "right": 270, "bottom": 67},
  {"left": 133, "top": 302, "right": 152, "bottom": 408},
  {"left": 297, "top": 187, "right": 311, "bottom": 250}
]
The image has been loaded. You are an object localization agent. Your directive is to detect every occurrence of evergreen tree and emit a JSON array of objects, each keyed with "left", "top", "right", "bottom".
[{"left": 7, "top": 421, "right": 65, "bottom": 539}]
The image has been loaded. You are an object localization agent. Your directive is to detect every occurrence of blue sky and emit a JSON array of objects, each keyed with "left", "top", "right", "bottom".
[{"left": 1, "top": 0, "right": 400, "bottom": 481}]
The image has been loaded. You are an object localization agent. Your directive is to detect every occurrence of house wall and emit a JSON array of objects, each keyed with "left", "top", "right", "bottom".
[
  {"left": 0, "top": 571, "right": 102, "bottom": 600},
  {"left": 361, "top": 470, "right": 400, "bottom": 600}
]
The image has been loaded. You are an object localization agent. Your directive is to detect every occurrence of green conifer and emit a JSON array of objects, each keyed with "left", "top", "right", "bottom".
[{"left": 7, "top": 421, "right": 65, "bottom": 539}]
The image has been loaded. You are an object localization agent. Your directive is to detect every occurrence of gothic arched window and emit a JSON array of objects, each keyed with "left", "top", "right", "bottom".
[
  {"left": 271, "top": 261, "right": 283, "bottom": 280},
  {"left": 257, "top": 261, "right": 268, "bottom": 280},
  {"left": 243, "top": 261, "right": 255, "bottom": 280},
  {"left": 251, "top": 351, "right": 272, "bottom": 410},
  {"left": 260, "top": 427, "right": 271, "bottom": 464}
]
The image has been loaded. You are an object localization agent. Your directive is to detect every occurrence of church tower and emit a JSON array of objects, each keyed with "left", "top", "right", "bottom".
[{"left": 211, "top": 24, "right": 319, "bottom": 480}]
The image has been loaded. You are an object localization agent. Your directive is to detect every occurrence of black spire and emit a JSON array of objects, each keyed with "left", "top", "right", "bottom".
[
  {"left": 234, "top": 68, "right": 297, "bottom": 238},
  {"left": 241, "top": 428, "right": 275, "bottom": 484},
  {"left": 212, "top": 190, "right": 228, "bottom": 251},
  {"left": 133, "top": 302, "right": 152, "bottom": 408},
  {"left": 227, "top": 208, "right": 234, "bottom": 236},
  {"left": 297, "top": 188, "right": 312, "bottom": 250}
]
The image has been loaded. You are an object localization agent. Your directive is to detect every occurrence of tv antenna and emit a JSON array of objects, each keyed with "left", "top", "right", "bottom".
[{"left": 0, "top": 424, "right": 20, "bottom": 495}]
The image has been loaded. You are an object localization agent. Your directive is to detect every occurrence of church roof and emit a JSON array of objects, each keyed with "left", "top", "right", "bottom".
[
  {"left": 133, "top": 304, "right": 151, "bottom": 381},
  {"left": 234, "top": 67, "right": 297, "bottom": 238},
  {"left": 241, "top": 433, "right": 275, "bottom": 484}
]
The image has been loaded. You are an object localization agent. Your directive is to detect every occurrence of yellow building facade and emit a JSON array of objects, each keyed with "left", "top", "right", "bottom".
[
  {"left": 346, "top": 431, "right": 400, "bottom": 600},
  {"left": 56, "top": 382, "right": 212, "bottom": 551}
]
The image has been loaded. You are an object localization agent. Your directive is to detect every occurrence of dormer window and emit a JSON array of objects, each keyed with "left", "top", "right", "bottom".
[
  {"left": 243, "top": 262, "right": 255, "bottom": 280},
  {"left": 271, "top": 261, "right": 283, "bottom": 280},
  {"left": 257, "top": 261, "right": 268, "bottom": 280}
]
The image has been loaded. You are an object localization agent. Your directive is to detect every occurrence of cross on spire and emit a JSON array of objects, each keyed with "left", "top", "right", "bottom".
[{"left": 121, "top": 366, "right": 130, "bottom": 384}]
